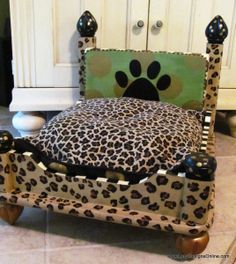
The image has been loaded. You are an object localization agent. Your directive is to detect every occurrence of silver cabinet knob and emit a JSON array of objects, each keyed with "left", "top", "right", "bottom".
[
  {"left": 136, "top": 20, "right": 144, "bottom": 28},
  {"left": 154, "top": 20, "right": 163, "bottom": 28}
]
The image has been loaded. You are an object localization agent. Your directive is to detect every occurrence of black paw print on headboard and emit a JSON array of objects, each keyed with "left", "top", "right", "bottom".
[{"left": 115, "top": 59, "right": 171, "bottom": 101}]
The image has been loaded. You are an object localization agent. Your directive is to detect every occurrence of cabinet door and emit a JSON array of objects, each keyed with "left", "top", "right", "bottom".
[
  {"left": 147, "top": 0, "right": 236, "bottom": 90},
  {"left": 95, "top": 0, "right": 149, "bottom": 50},
  {"left": 124, "top": 0, "right": 149, "bottom": 50},
  {"left": 148, "top": 0, "right": 194, "bottom": 52},
  {"left": 10, "top": 0, "right": 149, "bottom": 89}
]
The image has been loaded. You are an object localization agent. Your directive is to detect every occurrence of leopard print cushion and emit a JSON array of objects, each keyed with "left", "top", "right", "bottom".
[{"left": 28, "top": 98, "right": 203, "bottom": 174}]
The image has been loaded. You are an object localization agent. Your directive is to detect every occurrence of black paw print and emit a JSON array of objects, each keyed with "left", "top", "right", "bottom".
[{"left": 115, "top": 59, "right": 171, "bottom": 101}]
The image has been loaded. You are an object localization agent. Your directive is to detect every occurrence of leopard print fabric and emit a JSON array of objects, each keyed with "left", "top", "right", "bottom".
[
  {"left": 28, "top": 98, "right": 203, "bottom": 175},
  {"left": 0, "top": 152, "right": 214, "bottom": 228},
  {"left": 78, "top": 37, "right": 96, "bottom": 97},
  {"left": 204, "top": 43, "right": 223, "bottom": 141}
]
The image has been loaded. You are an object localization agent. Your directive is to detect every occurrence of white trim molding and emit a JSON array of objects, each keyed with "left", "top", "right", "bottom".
[
  {"left": 9, "top": 0, "right": 36, "bottom": 87},
  {"left": 10, "top": 87, "right": 79, "bottom": 112}
]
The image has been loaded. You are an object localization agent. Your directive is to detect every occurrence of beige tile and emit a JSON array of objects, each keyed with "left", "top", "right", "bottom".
[
  {"left": 46, "top": 211, "right": 162, "bottom": 249},
  {"left": 215, "top": 132, "right": 236, "bottom": 157},
  {"left": 0, "top": 207, "right": 46, "bottom": 253},
  {"left": 46, "top": 233, "right": 235, "bottom": 264},
  {"left": 215, "top": 112, "right": 236, "bottom": 157},
  {"left": 221, "top": 237, "right": 236, "bottom": 264},
  {"left": 0, "top": 251, "right": 46, "bottom": 264},
  {"left": 211, "top": 157, "right": 236, "bottom": 234},
  {"left": 190, "top": 233, "right": 235, "bottom": 264},
  {"left": 46, "top": 239, "right": 174, "bottom": 264}
]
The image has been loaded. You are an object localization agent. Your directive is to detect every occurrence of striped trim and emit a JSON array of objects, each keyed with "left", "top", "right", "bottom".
[
  {"left": 96, "top": 177, "right": 108, "bottom": 182},
  {"left": 17, "top": 149, "right": 186, "bottom": 186},
  {"left": 13, "top": 148, "right": 151, "bottom": 185},
  {"left": 75, "top": 175, "right": 87, "bottom": 180},
  {"left": 55, "top": 172, "right": 66, "bottom": 177},
  {"left": 205, "top": 115, "right": 211, "bottom": 123},
  {"left": 23, "top": 151, "right": 34, "bottom": 156},
  {"left": 38, "top": 162, "right": 47, "bottom": 171},
  {"left": 98, "top": 176, "right": 149, "bottom": 185},
  {"left": 95, "top": 175, "right": 149, "bottom": 185},
  {"left": 157, "top": 169, "right": 186, "bottom": 178},
  {"left": 157, "top": 169, "right": 168, "bottom": 175},
  {"left": 200, "top": 110, "right": 212, "bottom": 152},
  {"left": 177, "top": 172, "right": 186, "bottom": 177},
  {"left": 8, "top": 150, "right": 16, "bottom": 154},
  {"left": 139, "top": 177, "right": 149, "bottom": 183},
  {"left": 20, "top": 150, "right": 50, "bottom": 173},
  {"left": 117, "top": 180, "right": 129, "bottom": 185}
]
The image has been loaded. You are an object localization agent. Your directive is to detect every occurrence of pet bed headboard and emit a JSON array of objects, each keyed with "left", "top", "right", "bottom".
[
  {"left": 77, "top": 11, "right": 228, "bottom": 124},
  {"left": 84, "top": 49, "right": 206, "bottom": 110}
]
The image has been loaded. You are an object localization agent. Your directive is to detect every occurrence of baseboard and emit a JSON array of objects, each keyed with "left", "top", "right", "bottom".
[{"left": 10, "top": 87, "right": 80, "bottom": 111}]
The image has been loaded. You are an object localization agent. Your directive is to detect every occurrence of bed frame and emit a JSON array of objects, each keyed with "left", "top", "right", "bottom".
[{"left": 0, "top": 12, "right": 228, "bottom": 255}]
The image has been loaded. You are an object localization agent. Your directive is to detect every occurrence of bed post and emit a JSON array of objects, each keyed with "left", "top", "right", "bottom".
[
  {"left": 176, "top": 151, "right": 216, "bottom": 254},
  {"left": 0, "top": 130, "right": 24, "bottom": 224},
  {"left": 77, "top": 11, "right": 98, "bottom": 98},
  {"left": 175, "top": 15, "right": 228, "bottom": 254},
  {"left": 204, "top": 15, "right": 228, "bottom": 151}
]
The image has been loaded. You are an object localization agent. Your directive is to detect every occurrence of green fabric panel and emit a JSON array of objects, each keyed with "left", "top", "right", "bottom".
[{"left": 84, "top": 49, "right": 206, "bottom": 109}]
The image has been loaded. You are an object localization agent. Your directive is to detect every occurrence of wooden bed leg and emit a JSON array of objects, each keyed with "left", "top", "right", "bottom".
[
  {"left": 0, "top": 203, "right": 24, "bottom": 225},
  {"left": 175, "top": 231, "right": 209, "bottom": 255}
]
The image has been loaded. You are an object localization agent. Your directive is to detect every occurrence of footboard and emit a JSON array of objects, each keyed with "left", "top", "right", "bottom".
[{"left": 0, "top": 132, "right": 215, "bottom": 237}]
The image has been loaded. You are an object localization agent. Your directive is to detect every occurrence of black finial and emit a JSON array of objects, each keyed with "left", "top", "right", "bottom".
[
  {"left": 205, "top": 15, "right": 228, "bottom": 44},
  {"left": 0, "top": 130, "right": 14, "bottom": 154},
  {"left": 77, "top": 10, "right": 98, "bottom": 37},
  {"left": 183, "top": 152, "right": 217, "bottom": 181}
]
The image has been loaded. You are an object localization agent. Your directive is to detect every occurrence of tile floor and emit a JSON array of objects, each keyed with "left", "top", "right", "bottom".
[{"left": 0, "top": 108, "right": 236, "bottom": 264}]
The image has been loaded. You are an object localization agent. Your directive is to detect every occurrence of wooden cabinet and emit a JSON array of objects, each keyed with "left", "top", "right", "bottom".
[
  {"left": 9, "top": 0, "right": 236, "bottom": 136},
  {"left": 148, "top": 0, "right": 236, "bottom": 111}
]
